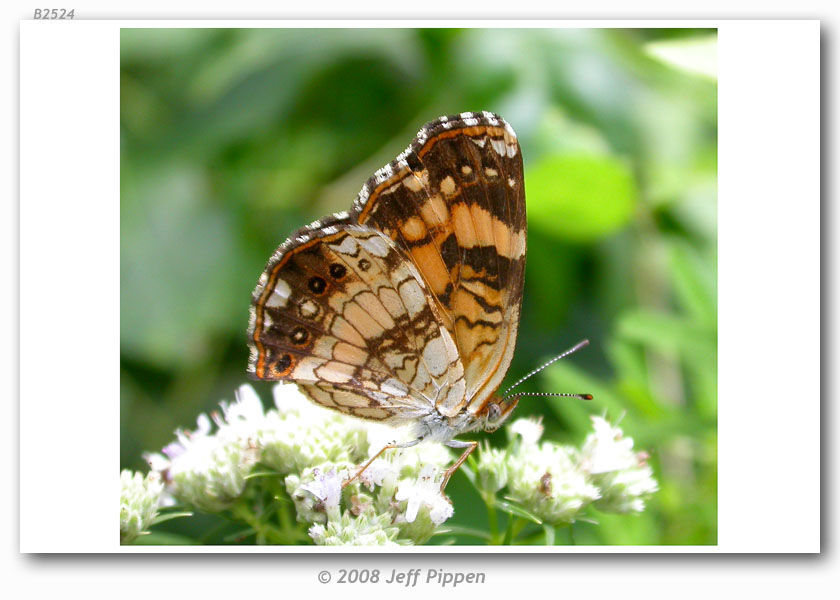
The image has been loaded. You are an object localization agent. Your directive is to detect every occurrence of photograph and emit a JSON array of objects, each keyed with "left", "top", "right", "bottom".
[{"left": 119, "top": 27, "right": 718, "bottom": 546}]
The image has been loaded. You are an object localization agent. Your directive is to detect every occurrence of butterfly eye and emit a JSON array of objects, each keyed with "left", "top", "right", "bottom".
[
  {"left": 329, "top": 263, "right": 347, "bottom": 280},
  {"left": 307, "top": 276, "right": 327, "bottom": 294},
  {"left": 290, "top": 327, "right": 309, "bottom": 345},
  {"left": 487, "top": 403, "right": 501, "bottom": 421}
]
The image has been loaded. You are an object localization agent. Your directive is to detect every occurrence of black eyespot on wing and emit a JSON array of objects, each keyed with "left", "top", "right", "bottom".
[
  {"left": 308, "top": 276, "right": 327, "bottom": 294},
  {"left": 275, "top": 353, "right": 293, "bottom": 375},
  {"left": 329, "top": 263, "right": 347, "bottom": 280},
  {"left": 358, "top": 258, "right": 371, "bottom": 271}
]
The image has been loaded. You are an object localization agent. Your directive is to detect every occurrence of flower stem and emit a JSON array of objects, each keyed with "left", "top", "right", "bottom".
[
  {"left": 503, "top": 516, "right": 528, "bottom": 545},
  {"left": 483, "top": 492, "right": 500, "bottom": 543}
]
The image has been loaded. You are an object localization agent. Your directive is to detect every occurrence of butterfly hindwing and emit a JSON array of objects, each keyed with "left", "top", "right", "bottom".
[{"left": 247, "top": 224, "right": 467, "bottom": 421}]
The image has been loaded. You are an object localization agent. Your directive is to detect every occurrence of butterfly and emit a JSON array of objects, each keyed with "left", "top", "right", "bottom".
[{"left": 247, "top": 111, "right": 587, "bottom": 491}]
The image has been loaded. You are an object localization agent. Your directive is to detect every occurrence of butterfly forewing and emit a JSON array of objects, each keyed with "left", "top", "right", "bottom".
[
  {"left": 248, "top": 111, "right": 525, "bottom": 423},
  {"left": 351, "top": 112, "right": 526, "bottom": 414}
]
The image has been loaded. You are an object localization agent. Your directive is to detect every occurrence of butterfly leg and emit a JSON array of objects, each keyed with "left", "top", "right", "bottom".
[
  {"left": 440, "top": 440, "right": 479, "bottom": 494},
  {"left": 341, "top": 438, "right": 422, "bottom": 489}
]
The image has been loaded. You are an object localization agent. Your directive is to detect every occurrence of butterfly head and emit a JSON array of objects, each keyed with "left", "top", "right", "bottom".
[{"left": 480, "top": 395, "right": 520, "bottom": 433}]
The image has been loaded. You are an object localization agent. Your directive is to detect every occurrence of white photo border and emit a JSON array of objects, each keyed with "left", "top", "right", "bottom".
[{"left": 19, "top": 19, "right": 820, "bottom": 554}]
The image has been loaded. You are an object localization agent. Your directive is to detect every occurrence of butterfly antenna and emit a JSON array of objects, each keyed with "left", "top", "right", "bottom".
[
  {"left": 514, "top": 392, "right": 593, "bottom": 401},
  {"left": 501, "top": 339, "right": 590, "bottom": 398}
]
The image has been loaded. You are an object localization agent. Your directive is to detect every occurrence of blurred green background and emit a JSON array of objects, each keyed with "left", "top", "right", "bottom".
[{"left": 120, "top": 28, "right": 717, "bottom": 545}]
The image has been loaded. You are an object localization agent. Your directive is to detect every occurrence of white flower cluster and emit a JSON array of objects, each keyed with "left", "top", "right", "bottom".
[
  {"left": 141, "top": 383, "right": 455, "bottom": 545},
  {"left": 580, "top": 417, "right": 659, "bottom": 514},
  {"left": 119, "top": 469, "right": 164, "bottom": 544},
  {"left": 309, "top": 511, "right": 403, "bottom": 546},
  {"left": 475, "top": 416, "right": 657, "bottom": 524},
  {"left": 283, "top": 446, "right": 455, "bottom": 545},
  {"left": 143, "top": 391, "right": 261, "bottom": 513},
  {"left": 131, "top": 383, "right": 656, "bottom": 544}
]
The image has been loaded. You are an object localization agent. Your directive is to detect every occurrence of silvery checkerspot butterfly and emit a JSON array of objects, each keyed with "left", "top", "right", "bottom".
[{"left": 247, "top": 111, "right": 588, "bottom": 490}]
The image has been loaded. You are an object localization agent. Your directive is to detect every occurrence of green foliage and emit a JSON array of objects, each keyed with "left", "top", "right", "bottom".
[
  {"left": 527, "top": 153, "right": 637, "bottom": 241},
  {"left": 121, "top": 27, "right": 717, "bottom": 545}
]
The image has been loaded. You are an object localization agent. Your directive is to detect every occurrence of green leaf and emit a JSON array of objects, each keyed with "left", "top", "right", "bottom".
[
  {"left": 616, "top": 309, "right": 715, "bottom": 358},
  {"left": 150, "top": 511, "right": 193, "bottom": 526},
  {"left": 120, "top": 164, "right": 242, "bottom": 368},
  {"left": 495, "top": 498, "right": 543, "bottom": 525},
  {"left": 432, "top": 525, "right": 492, "bottom": 541},
  {"left": 667, "top": 240, "right": 717, "bottom": 327},
  {"left": 526, "top": 153, "right": 638, "bottom": 242},
  {"left": 244, "top": 470, "right": 283, "bottom": 480},
  {"left": 645, "top": 35, "right": 717, "bottom": 79}
]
